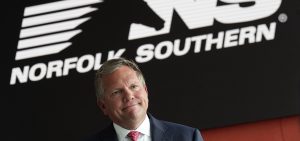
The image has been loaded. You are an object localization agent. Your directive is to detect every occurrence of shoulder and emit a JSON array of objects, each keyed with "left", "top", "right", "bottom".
[
  {"left": 149, "top": 114, "right": 196, "bottom": 132},
  {"left": 161, "top": 120, "right": 203, "bottom": 141},
  {"left": 161, "top": 120, "right": 198, "bottom": 133},
  {"left": 149, "top": 114, "right": 203, "bottom": 141}
]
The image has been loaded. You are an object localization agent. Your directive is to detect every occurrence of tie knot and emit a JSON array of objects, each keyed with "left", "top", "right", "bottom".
[{"left": 127, "top": 131, "right": 140, "bottom": 141}]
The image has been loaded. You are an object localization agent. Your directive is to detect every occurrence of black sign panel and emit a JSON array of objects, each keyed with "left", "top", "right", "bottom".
[{"left": 5, "top": 0, "right": 300, "bottom": 140}]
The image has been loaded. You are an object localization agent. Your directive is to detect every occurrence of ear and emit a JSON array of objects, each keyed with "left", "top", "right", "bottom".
[
  {"left": 97, "top": 98, "right": 108, "bottom": 115},
  {"left": 144, "top": 85, "right": 148, "bottom": 94}
]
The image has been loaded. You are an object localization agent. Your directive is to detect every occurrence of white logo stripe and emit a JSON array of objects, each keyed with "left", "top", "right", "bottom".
[
  {"left": 20, "top": 18, "right": 90, "bottom": 38},
  {"left": 18, "top": 30, "right": 81, "bottom": 49},
  {"left": 24, "top": 0, "right": 103, "bottom": 16},
  {"left": 16, "top": 0, "right": 102, "bottom": 60},
  {"left": 22, "top": 7, "right": 97, "bottom": 28},
  {"left": 15, "top": 43, "right": 71, "bottom": 60}
]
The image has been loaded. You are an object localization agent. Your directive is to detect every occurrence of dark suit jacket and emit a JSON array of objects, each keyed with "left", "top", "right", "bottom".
[{"left": 83, "top": 114, "right": 204, "bottom": 141}]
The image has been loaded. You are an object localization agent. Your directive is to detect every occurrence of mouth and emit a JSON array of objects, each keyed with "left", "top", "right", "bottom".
[{"left": 122, "top": 103, "right": 139, "bottom": 111}]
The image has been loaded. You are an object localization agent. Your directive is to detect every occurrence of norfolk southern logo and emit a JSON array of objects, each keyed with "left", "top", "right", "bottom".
[
  {"left": 11, "top": 0, "right": 283, "bottom": 85},
  {"left": 16, "top": 0, "right": 102, "bottom": 60}
]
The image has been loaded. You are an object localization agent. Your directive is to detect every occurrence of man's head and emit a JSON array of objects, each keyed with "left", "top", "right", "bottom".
[{"left": 95, "top": 58, "right": 149, "bottom": 129}]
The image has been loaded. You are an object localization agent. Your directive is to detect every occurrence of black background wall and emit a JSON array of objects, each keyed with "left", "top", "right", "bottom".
[{"left": 4, "top": 0, "right": 300, "bottom": 141}]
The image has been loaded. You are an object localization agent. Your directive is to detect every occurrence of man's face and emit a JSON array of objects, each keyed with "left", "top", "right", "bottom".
[{"left": 97, "top": 66, "right": 148, "bottom": 129}]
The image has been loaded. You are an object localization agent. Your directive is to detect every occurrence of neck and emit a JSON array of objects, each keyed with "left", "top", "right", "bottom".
[{"left": 119, "top": 114, "right": 146, "bottom": 130}]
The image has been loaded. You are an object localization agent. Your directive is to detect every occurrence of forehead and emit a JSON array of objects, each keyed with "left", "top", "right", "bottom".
[{"left": 102, "top": 66, "right": 139, "bottom": 88}]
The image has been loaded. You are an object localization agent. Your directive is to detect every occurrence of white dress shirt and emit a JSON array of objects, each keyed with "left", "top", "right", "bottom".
[{"left": 113, "top": 115, "right": 151, "bottom": 141}]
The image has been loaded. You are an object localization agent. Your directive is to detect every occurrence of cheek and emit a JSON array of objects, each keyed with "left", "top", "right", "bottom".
[
  {"left": 138, "top": 90, "right": 148, "bottom": 101},
  {"left": 109, "top": 98, "right": 123, "bottom": 108}
]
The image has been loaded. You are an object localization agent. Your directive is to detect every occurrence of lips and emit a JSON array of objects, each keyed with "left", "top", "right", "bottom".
[{"left": 122, "top": 103, "right": 139, "bottom": 111}]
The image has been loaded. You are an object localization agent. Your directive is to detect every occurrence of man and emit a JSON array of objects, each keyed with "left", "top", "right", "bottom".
[{"left": 84, "top": 58, "right": 204, "bottom": 141}]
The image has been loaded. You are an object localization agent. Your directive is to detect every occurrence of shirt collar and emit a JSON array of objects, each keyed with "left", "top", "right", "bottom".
[
  {"left": 113, "top": 115, "right": 151, "bottom": 140},
  {"left": 136, "top": 114, "right": 151, "bottom": 136}
]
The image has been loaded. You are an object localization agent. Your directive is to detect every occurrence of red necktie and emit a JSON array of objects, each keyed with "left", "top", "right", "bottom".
[{"left": 127, "top": 131, "right": 140, "bottom": 141}]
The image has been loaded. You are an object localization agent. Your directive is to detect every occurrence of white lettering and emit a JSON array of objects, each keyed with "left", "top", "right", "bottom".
[
  {"left": 205, "top": 32, "right": 224, "bottom": 51},
  {"left": 10, "top": 23, "right": 277, "bottom": 85},
  {"left": 224, "top": 29, "right": 239, "bottom": 48},
  {"left": 94, "top": 53, "right": 103, "bottom": 70},
  {"left": 10, "top": 66, "right": 29, "bottom": 85},
  {"left": 47, "top": 60, "right": 63, "bottom": 78},
  {"left": 29, "top": 63, "right": 47, "bottom": 81},
  {"left": 77, "top": 54, "right": 94, "bottom": 73},
  {"left": 63, "top": 57, "right": 78, "bottom": 75},
  {"left": 174, "top": 38, "right": 191, "bottom": 56},
  {"left": 155, "top": 41, "right": 173, "bottom": 60},
  {"left": 191, "top": 35, "right": 207, "bottom": 53},
  {"left": 239, "top": 26, "right": 256, "bottom": 45},
  {"left": 135, "top": 22, "right": 277, "bottom": 64},
  {"left": 107, "top": 49, "right": 126, "bottom": 60},
  {"left": 136, "top": 44, "right": 155, "bottom": 63},
  {"left": 256, "top": 22, "right": 276, "bottom": 42},
  {"left": 10, "top": 49, "right": 126, "bottom": 85}
]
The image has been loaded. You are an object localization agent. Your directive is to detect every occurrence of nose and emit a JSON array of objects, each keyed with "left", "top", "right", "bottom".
[{"left": 123, "top": 88, "right": 134, "bottom": 102}]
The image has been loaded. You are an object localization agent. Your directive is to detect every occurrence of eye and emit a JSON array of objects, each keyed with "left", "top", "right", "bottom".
[
  {"left": 112, "top": 90, "right": 122, "bottom": 95},
  {"left": 130, "top": 84, "right": 139, "bottom": 90}
]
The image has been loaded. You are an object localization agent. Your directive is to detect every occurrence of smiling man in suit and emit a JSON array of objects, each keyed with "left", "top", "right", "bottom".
[{"left": 83, "top": 58, "right": 204, "bottom": 141}]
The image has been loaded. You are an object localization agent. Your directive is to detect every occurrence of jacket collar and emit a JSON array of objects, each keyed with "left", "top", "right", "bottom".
[
  {"left": 102, "top": 113, "right": 168, "bottom": 141},
  {"left": 148, "top": 113, "right": 168, "bottom": 141}
]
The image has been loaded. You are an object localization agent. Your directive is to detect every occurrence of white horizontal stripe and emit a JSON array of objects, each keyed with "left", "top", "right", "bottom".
[
  {"left": 15, "top": 42, "right": 71, "bottom": 60},
  {"left": 24, "top": 0, "right": 102, "bottom": 16},
  {"left": 18, "top": 30, "right": 81, "bottom": 49},
  {"left": 22, "top": 7, "right": 97, "bottom": 27},
  {"left": 20, "top": 17, "right": 90, "bottom": 38}
]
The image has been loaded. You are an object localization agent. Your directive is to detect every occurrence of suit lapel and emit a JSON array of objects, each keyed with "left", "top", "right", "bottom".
[{"left": 149, "top": 114, "right": 169, "bottom": 141}]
